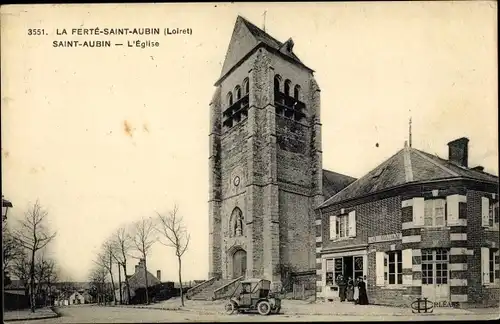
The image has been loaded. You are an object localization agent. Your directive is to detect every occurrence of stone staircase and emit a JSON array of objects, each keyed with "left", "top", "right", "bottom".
[{"left": 188, "top": 279, "right": 235, "bottom": 301}]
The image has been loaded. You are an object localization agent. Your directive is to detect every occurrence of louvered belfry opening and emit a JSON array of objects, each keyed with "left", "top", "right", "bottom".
[{"left": 273, "top": 75, "right": 306, "bottom": 122}]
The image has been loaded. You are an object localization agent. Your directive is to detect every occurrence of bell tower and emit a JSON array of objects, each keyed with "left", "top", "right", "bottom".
[{"left": 208, "top": 16, "right": 323, "bottom": 290}]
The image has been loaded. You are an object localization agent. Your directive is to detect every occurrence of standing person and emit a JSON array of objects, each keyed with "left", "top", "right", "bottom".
[
  {"left": 337, "top": 275, "right": 347, "bottom": 302},
  {"left": 353, "top": 278, "right": 359, "bottom": 304},
  {"left": 346, "top": 277, "right": 354, "bottom": 302},
  {"left": 357, "top": 277, "right": 369, "bottom": 305}
]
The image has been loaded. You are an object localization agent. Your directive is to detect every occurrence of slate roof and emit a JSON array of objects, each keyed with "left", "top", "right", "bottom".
[
  {"left": 238, "top": 16, "right": 304, "bottom": 64},
  {"left": 320, "top": 146, "right": 498, "bottom": 208},
  {"left": 127, "top": 267, "right": 161, "bottom": 289},
  {"left": 218, "top": 16, "right": 311, "bottom": 83},
  {"left": 322, "top": 169, "right": 357, "bottom": 199}
]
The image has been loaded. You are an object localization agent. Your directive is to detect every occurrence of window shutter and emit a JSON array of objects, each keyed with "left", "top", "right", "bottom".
[
  {"left": 348, "top": 211, "right": 356, "bottom": 237},
  {"left": 482, "top": 197, "right": 490, "bottom": 227},
  {"left": 446, "top": 195, "right": 459, "bottom": 226},
  {"left": 376, "top": 252, "right": 385, "bottom": 286},
  {"left": 413, "top": 197, "right": 425, "bottom": 226},
  {"left": 402, "top": 249, "right": 413, "bottom": 286},
  {"left": 330, "top": 215, "right": 337, "bottom": 240},
  {"left": 481, "top": 247, "right": 490, "bottom": 285}
]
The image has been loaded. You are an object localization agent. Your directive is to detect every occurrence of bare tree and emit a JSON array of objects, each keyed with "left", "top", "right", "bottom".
[
  {"left": 13, "top": 200, "right": 57, "bottom": 312},
  {"left": 111, "top": 226, "right": 132, "bottom": 304},
  {"left": 34, "top": 253, "right": 58, "bottom": 306},
  {"left": 11, "top": 249, "right": 31, "bottom": 295},
  {"left": 88, "top": 263, "right": 108, "bottom": 305},
  {"left": 131, "top": 217, "right": 156, "bottom": 304},
  {"left": 2, "top": 226, "right": 21, "bottom": 285},
  {"left": 156, "top": 205, "right": 190, "bottom": 306},
  {"left": 95, "top": 242, "right": 117, "bottom": 305}
]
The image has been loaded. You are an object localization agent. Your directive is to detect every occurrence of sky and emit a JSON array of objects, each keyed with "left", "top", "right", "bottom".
[{"left": 1, "top": 2, "right": 497, "bottom": 282}]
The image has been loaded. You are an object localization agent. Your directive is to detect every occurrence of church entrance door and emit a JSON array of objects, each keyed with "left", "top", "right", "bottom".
[{"left": 233, "top": 249, "right": 247, "bottom": 279}]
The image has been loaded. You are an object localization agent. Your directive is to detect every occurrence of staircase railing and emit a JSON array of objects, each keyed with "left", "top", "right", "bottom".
[
  {"left": 213, "top": 276, "right": 244, "bottom": 300},
  {"left": 186, "top": 277, "right": 216, "bottom": 300}
]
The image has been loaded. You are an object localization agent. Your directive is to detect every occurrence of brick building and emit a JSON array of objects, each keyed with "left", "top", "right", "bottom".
[
  {"left": 316, "top": 138, "right": 499, "bottom": 307},
  {"left": 208, "top": 16, "right": 355, "bottom": 290}
]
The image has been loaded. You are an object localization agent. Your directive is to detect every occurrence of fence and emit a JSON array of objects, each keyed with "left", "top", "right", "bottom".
[
  {"left": 280, "top": 271, "right": 316, "bottom": 300},
  {"left": 292, "top": 281, "right": 316, "bottom": 300}
]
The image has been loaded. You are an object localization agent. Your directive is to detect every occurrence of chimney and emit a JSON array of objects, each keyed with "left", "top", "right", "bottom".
[
  {"left": 157, "top": 270, "right": 161, "bottom": 281},
  {"left": 447, "top": 137, "right": 469, "bottom": 167}
]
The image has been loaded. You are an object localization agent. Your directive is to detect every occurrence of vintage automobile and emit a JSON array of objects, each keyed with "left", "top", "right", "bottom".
[{"left": 224, "top": 278, "right": 281, "bottom": 315}]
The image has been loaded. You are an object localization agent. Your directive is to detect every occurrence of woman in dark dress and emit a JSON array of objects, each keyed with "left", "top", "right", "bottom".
[
  {"left": 346, "top": 277, "right": 354, "bottom": 302},
  {"left": 337, "top": 275, "right": 347, "bottom": 302},
  {"left": 357, "top": 277, "right": 369, "bottom": 305}
]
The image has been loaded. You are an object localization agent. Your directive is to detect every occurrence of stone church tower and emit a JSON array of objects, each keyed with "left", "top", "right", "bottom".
[{"left": 208, "top": 16, "right": 340, "bottom": 289}]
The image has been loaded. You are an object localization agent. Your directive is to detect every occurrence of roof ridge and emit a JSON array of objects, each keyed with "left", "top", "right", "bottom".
[
  {"left": 411, "top": 148, "right": 460, "bottom": 177},
  {"left": 238, "top": 15, "right": 283, "bottom": 46},
  {"left": 323, "top": 168, "right": 356, "bottom": 180},
  {"left": 319, "top": 148, "right": 405, "bottom": 208}
]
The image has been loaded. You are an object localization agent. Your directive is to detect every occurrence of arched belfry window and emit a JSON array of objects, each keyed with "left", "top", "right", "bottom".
[
  {"left": 284, "top": 80, "right": 292, "bottom": 97},
  {"left": 274, "top": 75, "right": 282, "bottom": 94},
  {"left": 243, "top": 78, "right": 249, "bottom": 95},
  {"left": 223, "top": 78, "right": 250, "bottom": 130},
  {"left": 294, "top": 85, "right": 301, "bottom": 100},
  {"left": 231, "top": 207, "right": 244, "bottom": 237},
  {"left": 235, "top": 86, "right": 241, "bottom": 101}
]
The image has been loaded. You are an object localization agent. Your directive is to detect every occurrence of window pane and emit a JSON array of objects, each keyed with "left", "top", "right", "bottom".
[
  {"left": 354, "top": 257, "right": 363, "bottom": 271},
  {"left": 397, "top": 274, "right": 402, "bottom": 285},
  {"left": 389, "top": 263, "right": 395, "bottom": 273},
  {"left": 397, "top": 262, "right": 402, "bottom": 273},
  {"left": 389, "top": 274, "right": 395, "bottom": 284},
  {"left": 389, "top": 253, "right": 395, "bottom": 263}
]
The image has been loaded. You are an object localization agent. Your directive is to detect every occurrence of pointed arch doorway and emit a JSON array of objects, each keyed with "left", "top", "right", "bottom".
[{"left": 232, "top": 249, "right": 247, "bottom": 279}]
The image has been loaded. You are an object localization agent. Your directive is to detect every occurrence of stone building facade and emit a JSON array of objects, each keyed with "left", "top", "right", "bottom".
[
  {"left": 316, "top": 138, "right": 499, "bottom": 307},
  {"left": 208, "top": 16, "right": 355, "bottom": 289}
]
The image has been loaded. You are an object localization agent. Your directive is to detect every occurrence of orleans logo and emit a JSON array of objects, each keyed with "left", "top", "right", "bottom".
[{"left": 411, "top": 297, "right": 434, "bottom": 314}]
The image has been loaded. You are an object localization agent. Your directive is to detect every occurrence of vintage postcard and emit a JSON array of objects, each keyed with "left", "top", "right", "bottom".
[{"left": 1, "top": 1, "right": 498, "bottom": 322}]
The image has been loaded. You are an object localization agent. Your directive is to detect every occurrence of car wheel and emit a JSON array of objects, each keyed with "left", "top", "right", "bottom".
[
  {"left": 257, "top": 301, "right": 271, "bottom": 316},
  {"left": 225, "top": 302, "right": 235, "bottom": 315}
]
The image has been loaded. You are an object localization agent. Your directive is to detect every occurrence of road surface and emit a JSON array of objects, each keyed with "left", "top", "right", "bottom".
[{"left": 16, "top": 305, "right": 499, "bottom": 323}]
